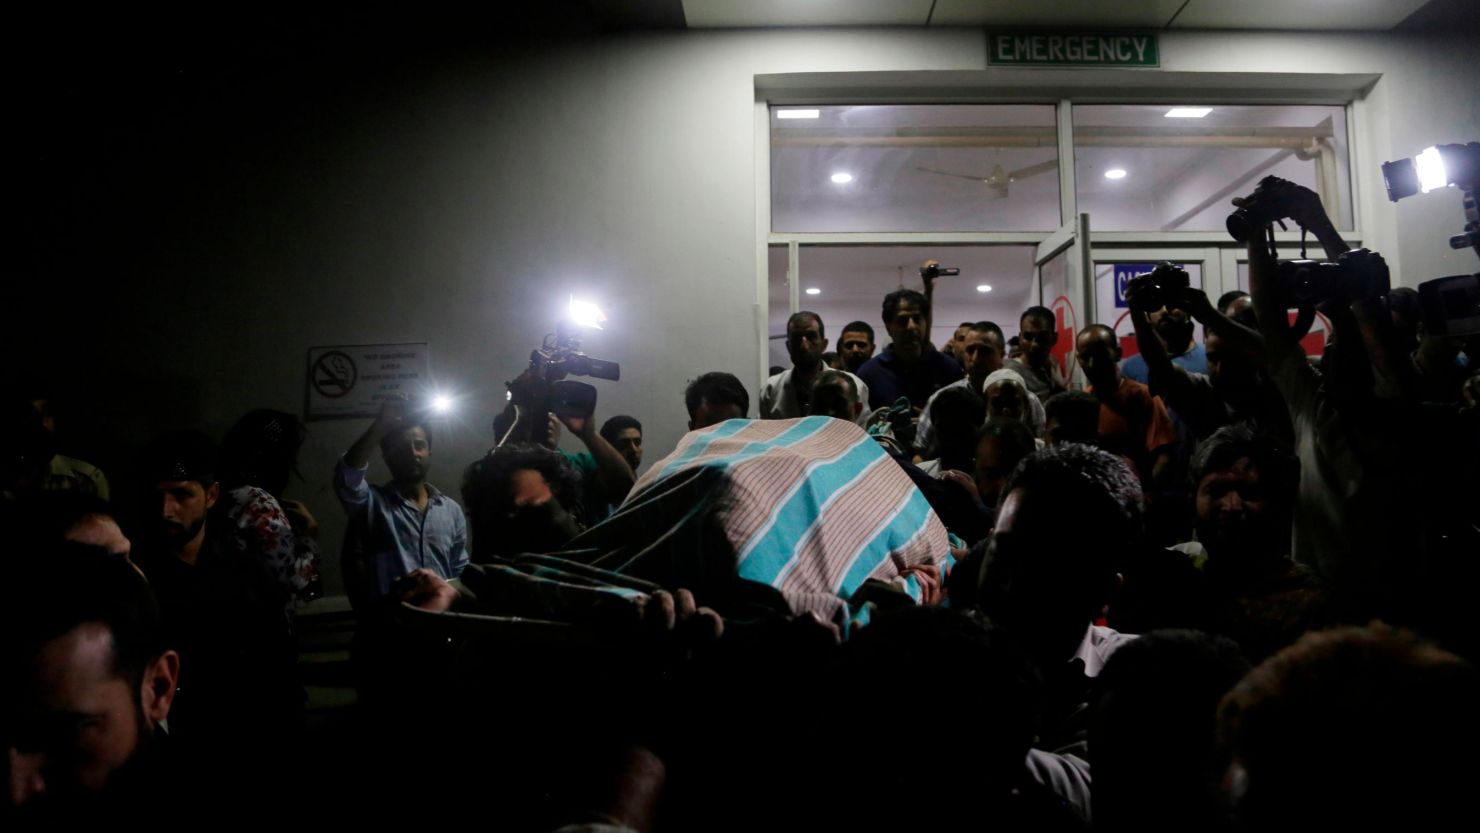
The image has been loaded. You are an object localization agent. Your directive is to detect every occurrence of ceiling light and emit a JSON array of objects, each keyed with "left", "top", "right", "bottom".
[
  {"left": 976, "top": 284, "right": 992, "bottom": 293},
  {"left": 805, "top": 287, "right": 821, "bottom": 295},
  {"left": 830, "top": 172, "right": 854, "bottom": 184},
  {"left": 776, "top": 109, "right": 820, "bottom": 119},
  {"left": 1104, "top": 169, "right": 1127, "bottom": 180},
  {"left": 1165, "top": 107, "right": 1213, "bottom": 118}
]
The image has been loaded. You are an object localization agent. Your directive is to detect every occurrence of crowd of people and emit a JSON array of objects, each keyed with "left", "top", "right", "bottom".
[{"left": 5, "top": 177, "right": 1480, "bottom": 830}]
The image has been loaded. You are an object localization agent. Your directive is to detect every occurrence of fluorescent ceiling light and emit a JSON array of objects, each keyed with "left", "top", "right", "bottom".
[
  {"left": 830, "top": 172, "right": 854, "bottom": 184},
  {"left": 1165, "top": 107, "right": 1213, "bottom": 118},
  {"left": 805, "top": 287, "right": 821, "bottom": 295},
  {"left": 976, "top": 284, "right": 993, "bottom": 293},
  {"left": 1415, "top": 146, "right": 1448, "bottom": 193},
  {"left": 776, "top": 109, "right": 820, "bottom": 119},
  {"left": 1104, "top": 169, "right": 1127, "bottom": 180}
]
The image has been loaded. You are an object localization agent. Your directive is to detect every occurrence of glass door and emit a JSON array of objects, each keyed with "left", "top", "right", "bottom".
[{"left": 1034, "top": 214, "right": 1091, "bottom": 383}]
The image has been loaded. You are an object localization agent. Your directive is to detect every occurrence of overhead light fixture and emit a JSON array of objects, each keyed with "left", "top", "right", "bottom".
[
  {"left": 777, "top": 109, "right": 820, "bottom": 119},
  {"left": 1105, "top": 168, "right": 1127, "bottom": 180},
  {"left": 830, "top": 172, "right": 854, "bottom": 184},
  {"left": 976, "top": 284, "right": 993, "bottom": 293},
  {"left": 1165, "top": 107, "right": 1213, "bottom": 118},
  {"left": 805, "top": 287, "right": 822, "bottom": 295}
]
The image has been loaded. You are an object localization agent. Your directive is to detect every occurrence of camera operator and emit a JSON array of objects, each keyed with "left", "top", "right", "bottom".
[
  {"left": 1241, "top": 180, "right": 1452, "bottom": 627},
  {"left": 499, "top": 365, "right": 636, "bottom": 528},
  {"left": 1124, "top": 269, "right": 1293, "bottom": 446},
  {"left": 1120, "top": 278, "right": 1207, "bottom": 385}
]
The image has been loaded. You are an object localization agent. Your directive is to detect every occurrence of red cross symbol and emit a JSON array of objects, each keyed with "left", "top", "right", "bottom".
[{"left": 1049, "top": 295, "right": 1078, "bottom": 378}]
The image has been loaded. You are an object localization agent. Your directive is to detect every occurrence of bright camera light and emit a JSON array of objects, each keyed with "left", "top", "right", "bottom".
[
  {"left": 976, "top": 284, "right": 993, "bottom": 293},
  {"left": 1165, "top": 107, "right": 1212, "bottom": 118},
  {"left": 805, "top": 287, "right": 822, "bottom": 295},
  {"left": 1105, "top": 168, "right": 1127, "bottom": 180},
  {"left": 568, "top": 296, "right": 607, "bottom": 329},
  {"left": 777, "top": 109, "right": 820, "bottom": 119},
  {"left": 830, "top": 172, "right": 854, "bottom": 184},
  {"left": 1415, "top": 146, "right": 1449, "bottom": 193},
  {"left": 430, "top": 394, "right": 454, "bottom": 414}
]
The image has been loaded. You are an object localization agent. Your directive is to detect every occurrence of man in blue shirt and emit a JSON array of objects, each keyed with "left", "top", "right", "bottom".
[
  {"left": 1120, "top": 293, "right": 1207, "bottom": 383},
  {"left": 857, "top": 288, "right": 963, "bottom": 410},
  {"left": 336, "top": 397, "right": 467, "bottom": 608}
]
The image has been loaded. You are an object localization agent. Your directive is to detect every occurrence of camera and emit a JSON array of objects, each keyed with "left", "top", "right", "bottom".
[
  {"left": 1418, "top": 273, "right": 1480, "bottom": 337},
  {"left": 920, "top": 263, "right": 961, "bottom": 280},
  {"left": 1274, "top": 248, "right": 1390, "bottom": 307},
  {"left": 529, "top": 331, "right": 620, "bottom": 382},
  {"left": 1226, "top": 175, "right": 1323, "bottom": 243},
  {"left": 1125, "top": 262, "right": 1190, "bottom": 313}
]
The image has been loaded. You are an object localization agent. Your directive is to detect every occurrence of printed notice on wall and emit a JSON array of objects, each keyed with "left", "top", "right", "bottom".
[{"left": 305, "top": 343, "right": 431, "bottom": 420}]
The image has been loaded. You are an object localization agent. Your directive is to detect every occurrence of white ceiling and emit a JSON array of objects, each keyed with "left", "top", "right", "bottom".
[{"left": 682, "top": 0, "right": 1435, "bottom": 30}]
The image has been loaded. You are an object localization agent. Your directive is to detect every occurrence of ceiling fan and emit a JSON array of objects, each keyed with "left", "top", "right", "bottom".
[{"left": 914, "top": 159, "right": 1058, "bottom": 197}]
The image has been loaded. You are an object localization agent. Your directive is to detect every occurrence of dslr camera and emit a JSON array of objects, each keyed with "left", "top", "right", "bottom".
[
  {"left": 1125, "top": 262, "right": 1190, "bottom": 313},
  {"left": 1226, "top": 175, "right": 1316, "bottom": 243},
  {"left": 1274, "top": 248, "right": 1390, "bottom": 307}
]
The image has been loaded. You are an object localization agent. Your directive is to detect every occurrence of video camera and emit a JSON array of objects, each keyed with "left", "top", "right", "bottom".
[
  {"left": 1125, "top": 262, "right": 1190, "bottom": 313},
  {"left": 1274, "top": 248, "right": 1390, "bottom": 307},
  {"left": 529, "top": 327, "right": 620, "bottom": 383},
  {"left": 919, "top": 263, "right": 961, "bottom": 280}
]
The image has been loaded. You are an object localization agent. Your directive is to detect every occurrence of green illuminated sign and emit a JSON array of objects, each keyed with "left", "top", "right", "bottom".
[{"left": 988, "top": 31, "right": 1159, "bottom": 68}]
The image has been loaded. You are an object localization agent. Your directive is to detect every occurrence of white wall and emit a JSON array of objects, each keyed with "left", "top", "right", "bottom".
[{"left": 27, "top": 26, "right": 1477, "bottom": 598}]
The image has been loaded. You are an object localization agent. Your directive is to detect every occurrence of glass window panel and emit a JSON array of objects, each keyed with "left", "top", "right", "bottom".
[
  {"left": 1074, "top": 104, "right": 1353, "bottom": 232},
  {"left": 771, "top": 105, "right": 1061, "bottom": 232},
  {"left": 768, "top": 245, "right": 790, "bottom": 372},
  {"left": 793, "top": 246, "right": 1038, "bottom": 362}
]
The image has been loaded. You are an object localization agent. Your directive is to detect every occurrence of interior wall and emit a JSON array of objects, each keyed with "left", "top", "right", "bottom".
[{"left": 12, "top": 25, "right": 1476, "bottom": 600}]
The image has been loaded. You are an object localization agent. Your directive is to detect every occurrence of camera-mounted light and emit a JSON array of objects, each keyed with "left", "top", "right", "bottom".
[
  {"left": 430, "top": 394, "right": 454, "bottom": 414},
  {"left": 1383, "top": 143, "right": 1480, "bottom": 202},
  {"left": 568, "top": 296, "right": 607, "bottom": 330}
]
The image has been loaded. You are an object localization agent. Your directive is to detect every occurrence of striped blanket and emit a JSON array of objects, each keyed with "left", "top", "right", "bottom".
[{"left": 569, "top": 416, "right": 954, "bottom": 626}]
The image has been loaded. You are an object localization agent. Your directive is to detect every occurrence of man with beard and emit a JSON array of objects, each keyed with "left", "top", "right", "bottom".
[
  {"left": 4, "top": 542, "right": 181, "bottom": 824},
  {"left": 857, "top": 289, "right": 963, "bottom": 410},
  {"left": 1004, "top": 306, "right": 1069, "bottom": 400},
  {"left": 133, "top": 432, "right": 300, "bottom": 785},
  {"left": 1119, "top": 274, "right": 1207, "bottom": 384},
  {"left": 336, "top": 396, "right": 468, "bottom": 608},
  {"left": 760, "top": 311, "right": 869, "bottom": 421}
]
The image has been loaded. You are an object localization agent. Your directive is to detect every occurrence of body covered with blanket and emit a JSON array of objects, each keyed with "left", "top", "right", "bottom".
[{"left": 456, "top": 416, "right": 957, "bottom": 629}]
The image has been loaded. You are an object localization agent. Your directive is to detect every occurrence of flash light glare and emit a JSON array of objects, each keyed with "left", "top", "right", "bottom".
[
  {"left": 1416, "top": 146, "right": 1449, "bottom": 193},
  {"left": 569, "top": 296, "right": 607, "bottom": 329}
]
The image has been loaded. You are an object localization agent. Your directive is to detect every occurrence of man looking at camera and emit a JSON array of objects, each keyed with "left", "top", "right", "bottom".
[{"left": 336, "top": 396, "right": 467, "bottom": 607}]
